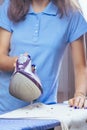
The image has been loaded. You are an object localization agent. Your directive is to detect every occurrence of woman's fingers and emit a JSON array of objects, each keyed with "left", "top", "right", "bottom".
[
  {"left": 68, "top": 98, "right": 80, "bottom": 108},
  {"left": 84, "top": 98, "right": 87, "bottom": 108},
  {"left": 13, "top": 57, "right": 18, "bottom": 67},
  {"left": 68, "top": 98, "right": 74, "bottom": 107},
  {"left": 68, "top": 96, "right": 87, "bottom": 108},
  {"left": 77, "top": 96, "right": 85, "bottom": 108}
]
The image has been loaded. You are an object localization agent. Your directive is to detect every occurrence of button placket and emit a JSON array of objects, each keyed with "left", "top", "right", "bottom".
[{"left": 32, "top": 15, "right": 40, "bottom": 42}]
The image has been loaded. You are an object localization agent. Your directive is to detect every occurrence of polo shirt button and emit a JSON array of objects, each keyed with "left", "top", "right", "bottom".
[
  {"left": 35, "top": 30, "right": 38, "bottom": 33},
  {"left": 35, "top": 30, "right": 38, "bottom": 32},
  {"left": 35, "top": 24, "right": 39, "bottom": 27}
]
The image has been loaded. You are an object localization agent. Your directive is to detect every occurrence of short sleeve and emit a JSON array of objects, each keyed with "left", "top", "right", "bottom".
[
  {"left": 67, "top": 11, "right": 87, "bottom": 43},
  {"left": 0, "top": 0, "right": 12, "bottom": 32}
]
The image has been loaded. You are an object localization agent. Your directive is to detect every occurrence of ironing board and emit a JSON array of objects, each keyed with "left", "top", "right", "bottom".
[
  {"left": 0, "top": 118, "right": 60, "bottom": 130},
  {"left": 0, "top": 103, "right": 87, "bottom": 130}
]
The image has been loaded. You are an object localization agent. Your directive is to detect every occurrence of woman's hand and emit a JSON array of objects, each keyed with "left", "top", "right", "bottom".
[
  {"left": 70, "top": 36, "right": 87, "bottom": 109},
  {"left": 68, "top": 92, "right": 87, "bottom": 108}
]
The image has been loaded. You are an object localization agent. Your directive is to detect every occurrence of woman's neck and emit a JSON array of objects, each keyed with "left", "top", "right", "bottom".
[{"left": 31, "top": 0, "right": 50, "bottom": 13}]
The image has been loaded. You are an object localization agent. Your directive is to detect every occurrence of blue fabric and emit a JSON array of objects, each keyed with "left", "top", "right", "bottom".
[
  {"left": 0, "top": 0, "right": 87, "bottom": 114},
  {"left": 0, "top": 118, "right": 60, "bottom": 130}
]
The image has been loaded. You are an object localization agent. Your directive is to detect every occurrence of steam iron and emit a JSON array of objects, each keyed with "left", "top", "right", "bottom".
[{"left": 9, "top": 54, "right": 43, "bottom": 102}]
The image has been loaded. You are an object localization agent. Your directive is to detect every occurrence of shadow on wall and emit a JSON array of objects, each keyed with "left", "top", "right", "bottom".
[{"left": 57, "top": 45, "right": 75, "bottom": 103}]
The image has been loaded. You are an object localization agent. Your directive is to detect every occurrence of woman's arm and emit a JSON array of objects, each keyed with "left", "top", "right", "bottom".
[
  {"left": 69, "top": 35, "right": 87, "bottom": 108},
  {"left": 0, "top": 28, "right": 17, "bottom": 71}
]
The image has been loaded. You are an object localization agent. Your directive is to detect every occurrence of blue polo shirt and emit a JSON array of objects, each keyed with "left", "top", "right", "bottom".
[{"left": 0, "top": 0, "right": 87, "bottom": 114}]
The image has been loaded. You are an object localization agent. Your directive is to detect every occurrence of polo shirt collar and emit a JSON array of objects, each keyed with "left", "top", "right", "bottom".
[{"left": 28, "top": 1, "right": 58, "bottom": 16}]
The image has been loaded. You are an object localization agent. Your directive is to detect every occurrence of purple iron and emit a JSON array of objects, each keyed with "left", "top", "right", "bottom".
[{"left": 9, "top": 54, "right": 43, "bottom": 102}]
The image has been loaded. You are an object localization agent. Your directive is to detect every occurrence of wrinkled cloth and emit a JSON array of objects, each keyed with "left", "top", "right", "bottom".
[{"left": 0, "top": 103, "right": 87, "bottom": 130}]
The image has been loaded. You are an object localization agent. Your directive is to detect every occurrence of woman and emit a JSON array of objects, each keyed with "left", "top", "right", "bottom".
[{"left": 0, "top": 0, "right": 87, "bottom": 114}]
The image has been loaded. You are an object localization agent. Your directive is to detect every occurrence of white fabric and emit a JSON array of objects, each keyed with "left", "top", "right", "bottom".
[
  {"left": 79, "top": 0, "right": 87, "bottom": 22},
  {"left": 0, "top": 103, "right": 87, "bottom": 130}
]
